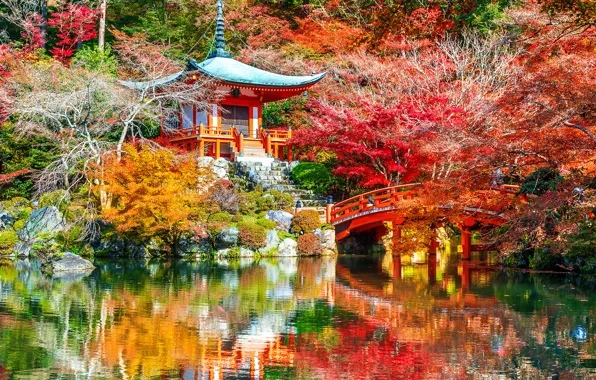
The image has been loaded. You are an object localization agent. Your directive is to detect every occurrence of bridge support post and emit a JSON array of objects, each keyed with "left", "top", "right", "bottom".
[
  {"left": 461, "top": 226, "right": 471, "bottom": 260},
  {"left": 325, "top": 196, "right": 333, "bottom": 224},
  {"left": 393, "top": 255, "right": 402, "bottom": 281},
  {"left": 428, "top": 254, "right": 437, "bottom": 285}
]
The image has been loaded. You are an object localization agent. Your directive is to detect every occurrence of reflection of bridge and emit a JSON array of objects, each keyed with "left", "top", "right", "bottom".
[{"left": 329, "top": 184, "right": 520, "bottom": 259}]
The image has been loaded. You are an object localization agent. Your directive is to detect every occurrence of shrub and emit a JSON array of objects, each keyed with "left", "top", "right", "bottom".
[
  {"left": 530, "top": 246, "right": 563, "bottom": 271},
  {"left": 12, "top": 219, "right": 26, "bottom": 232},
  {"left": 520, "top": 167, "right": 563, "bottom": 196},
  {"left": 209, "top": 180, "right": 239, "bottom": 213},
  {"left": 297, "top": 233, "right": 322, "bottom": 256},
  {"left": 39, "top": 189, "right": 71, "bottom": 212},
  {"left": 240, "top": 191, "right": 294, "bottom": 215},
  {"left": 291, "top": 162, "right": 334, "bottom": 194},
  {"left": 291, "top": 210, "right": 321, "bottom": 234},
  {"left": 206, "top": 212, "right": 233, "bottom": 243},
  {"left": 257, "top": 217, "right": 277, "bottom": 230},
  {"left": 563, "top": 222, "right": 596, "bottom": 273},
  {"left": 0, "top": 230, "right": 18, "bottom": 255},
  {"left": 237, "top": 222, "right": 267, "bottom": 250}
]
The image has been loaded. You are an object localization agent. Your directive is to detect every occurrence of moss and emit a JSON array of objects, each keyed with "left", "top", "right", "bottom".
[
  {"left": 12, "top": 219, "right": 26, "bottom": 232},
  {"left": 240, "top": 191, "right": 294, "bottom": 215},
  {"left": 39, "top": 190, "right": 70, "bottom": 212},
  {"left": 277, "top": 231, "right": 295, "bottom": 241},
  {"left": 237, "top": 222, "right": 267, "bottom": 250},
  {"left": 291, "top": 210, "right": 321, "bottom": 234},
  {"left": 0, "top": 230, "right": 18, "bottom": 255},
  {"left": 256, "top": 218, "right": 277, "bottom": 230}
]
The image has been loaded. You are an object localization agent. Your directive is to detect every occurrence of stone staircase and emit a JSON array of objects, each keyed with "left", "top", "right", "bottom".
[
  {"left": 235, "top": 161, "right": 325, "bottom": 206},
  {"left": 233, "top": 138, "right": 275, "bottom": 165}
]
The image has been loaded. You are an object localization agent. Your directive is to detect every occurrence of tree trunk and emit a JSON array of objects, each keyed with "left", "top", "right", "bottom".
[
  {"left": 40, "top": 0, "right": 48, "bottom": 48},
  {"left": 98, "top": 0, "right": 107, "bottom": 52}
]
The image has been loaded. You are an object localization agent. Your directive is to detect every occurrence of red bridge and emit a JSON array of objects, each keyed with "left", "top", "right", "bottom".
[{"left": 328, "top": 184, "right": 520, "bottom": 259}]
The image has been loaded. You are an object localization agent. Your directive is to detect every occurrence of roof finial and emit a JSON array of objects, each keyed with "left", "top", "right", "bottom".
[{"left": 209, "top": 0, "right": 231, "bottom": 58}]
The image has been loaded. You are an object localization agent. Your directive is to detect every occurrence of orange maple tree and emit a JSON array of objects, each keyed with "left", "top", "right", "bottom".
[{"left": 97, "top": 144, "right": 213, "bottom": 254}]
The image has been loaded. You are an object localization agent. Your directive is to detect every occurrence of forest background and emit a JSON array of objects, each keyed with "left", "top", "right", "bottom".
[{"left": 0, "top": 0, "right": 594, "bottom": 270}]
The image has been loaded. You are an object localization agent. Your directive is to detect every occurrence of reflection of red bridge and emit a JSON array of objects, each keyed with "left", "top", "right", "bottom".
[{"left": 330, "top": 184, "right": 520, "bottom": 258}]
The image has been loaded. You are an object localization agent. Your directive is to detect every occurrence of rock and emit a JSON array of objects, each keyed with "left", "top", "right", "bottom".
[
  {"left": 178, "top": 236, "right": 212, "bottom": 257},
  {"left": 197, "top": 156, "right": 229, "bottom": 180},
  {"left": 197, "top": 156, "right": 215, "bottom": 166},
  {"left": 14, "top": 240, "right": 32, "bottom": 257},
  {"left": 289, "top": 161, "right": 300, "bottom": 171},
  {"left": 277, "top": 238, "right": 298, "bottom": 257},
  {"left": 259, "top": 229, "right": 280, "bottom": 254},
  {"left": 43, "top": 252, "right": 95, "bottom": 276},
  {"left": 338, "top": 236, "right": 364, "bottom": 254},
  {"left": 265, "top": 210, "right": 293, "bottom": 232},
  {"left": 0, "top": 211, "right": 15, "bottom": 231},
  {"left": 240, "top": 247, "right": 255, "bottom": 258},
  {"left": 17, "top": 206, "right": 65, "bottom": 241},
  {"left": 216, "top": 227, "right": 239, "bottom": 248},
  {"left": 214, "top": 248, "right": 232, "bottom": 258},
  {"left": 125, "top": 242, "right": 150, "bottom": 258},
  {"left": 314, "top": 229, "right": 337, "bottom": 255}
]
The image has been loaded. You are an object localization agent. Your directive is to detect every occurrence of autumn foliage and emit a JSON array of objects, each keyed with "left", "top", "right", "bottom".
[{"left": 97, "top": 144, "right": 213, "bottom": 254}]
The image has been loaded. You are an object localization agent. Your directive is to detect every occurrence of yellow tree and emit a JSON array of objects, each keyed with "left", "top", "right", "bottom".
[{"left": 98, "top": 144, "right": 213, "bottom": 255}]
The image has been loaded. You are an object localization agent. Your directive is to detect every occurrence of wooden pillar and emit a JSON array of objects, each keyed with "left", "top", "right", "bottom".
[
  {"left": 325, "top": 196, "right": 333, "bottom": 224},
  {"left": 392, "top": 218, "right": 404, "bottom": 257},
  {"left": 429, "top": 228, "right": 439, "bottom": 255},
  {"left": 215, "top": 140, "right": 221, "bottom": 159},
  {"left": 461, "top": 226, "right": 471, "bottom": 260},
  {"left": 428, "top": 253, "right": 437, "bottom": 285},
  {"left": 287, "top": 146, "right": 293, "bottom": 162},
  {"left": 199, "top": 140, "right": 205, "bottom": 157},
  {"left": 393, "top": 255, "right": 402, "bottom": 281},
  {"left": 461, "top": 261, "right": 471, "bottom": 289}
]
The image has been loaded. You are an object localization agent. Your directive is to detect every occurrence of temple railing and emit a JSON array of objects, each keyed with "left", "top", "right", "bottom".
[{"left": 331, "top": 184, "right": 423, "bottom": 225}]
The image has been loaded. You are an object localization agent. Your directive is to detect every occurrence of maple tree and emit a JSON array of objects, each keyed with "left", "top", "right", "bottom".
[
  {"left": 47, "top": 4, "right": 99, "bottom": 62},
  {"left": 97, "top": 144, "right": 214, "bottom": 254}
]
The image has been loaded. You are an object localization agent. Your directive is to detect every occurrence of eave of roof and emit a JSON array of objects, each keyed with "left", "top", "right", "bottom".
[
  {"left": 119, "top": 71, "right": 185, "bottom": 91},
  {"left": 188, "top": 57, "right": 326, "bottom": 88}
]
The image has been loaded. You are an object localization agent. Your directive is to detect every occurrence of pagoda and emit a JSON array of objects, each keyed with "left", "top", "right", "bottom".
[{"left": 126, "top": 0, "right": 325, "bottom": 163}]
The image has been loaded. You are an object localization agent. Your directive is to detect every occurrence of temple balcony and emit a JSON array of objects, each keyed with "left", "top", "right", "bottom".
[{"left": 164, "top": 123, "right": 294, "bottom": 162}]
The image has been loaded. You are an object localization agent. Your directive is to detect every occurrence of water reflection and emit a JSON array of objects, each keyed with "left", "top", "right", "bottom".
[{"left": 0, "top": 253, "right": 594, "bottom": 379}]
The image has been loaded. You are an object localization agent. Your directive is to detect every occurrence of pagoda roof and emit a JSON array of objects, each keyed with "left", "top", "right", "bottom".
[{"left": 188, "top": 57, "right": 326, "bottom": 89}]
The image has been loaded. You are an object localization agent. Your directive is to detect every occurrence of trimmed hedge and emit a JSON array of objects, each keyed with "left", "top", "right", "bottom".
[
  {"left": 291, "top": 210, "right": 321, "bottom": 234},
  {"left": 297, "top": 233, "right": 322, "bottom": 256},
  {"left": 237, "top": 221, "right": 267, "bottom": 250}
]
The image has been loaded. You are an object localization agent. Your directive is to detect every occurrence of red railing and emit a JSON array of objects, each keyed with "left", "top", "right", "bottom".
[
  {"left": 232, "top": 127, "right": 244, "bottom": 154},
  {"left": 169, "top": 124, "right": 235, "bottom": 141},
  {"left": 330, "top": 184, "right": 423, "bottom": 225}
]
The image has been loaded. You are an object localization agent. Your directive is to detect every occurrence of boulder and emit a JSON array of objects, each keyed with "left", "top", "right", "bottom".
[
  {"left": 277, "top": 238, "right": 298, "bottom": 257},
  {"left": 314, "top": 228, "right": 337, "bottom": 255},
  {"left": 240, "top": 247, "right": 255, "bottom": 258},
  {"left": 197, "top": 156, "right": 229, "bottom": 180},
  {"left": 178, "top": 236, "right": 212, "bottom": 257},
  {"left": 42, "top": 252, "right": 95, "bottom": 276},
  {"left": 217, "top": 227, "right": 239, "bottom": 248},
  {"left": 265, "top": 210, "right": 293, "bottom": 232},
  {"left": 258, "top": 229, "right": 280, "bottom": 254},
  {"left": 0, "top": 211, "right": 15, "bottom": 231},
  {"left": 17, "top": 206, "right": 65, "bottom": 241}
]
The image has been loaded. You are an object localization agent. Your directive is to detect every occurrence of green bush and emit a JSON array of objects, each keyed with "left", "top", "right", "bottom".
[
  {"left": 207, "top": 212, "right": 233, "bottom": 243},
  {"left": 240, "top": 191, "right": 294, "bottom": 215},
  {"left": 291, "top": 162, "right": 334, "bottom": 195},
  {"left": 72, "top": 45, "right": 118, "bottom": 76},
  {"left": 297, "top": 233, "right": 322, "bottom": 256},
  {"left": 0, "top": 230, "right": 18, "bottom": 255},
  {"left": 12, "top": 219, "right": 25, "bottom": 232},
  {"left": 520, "top": 167, "right": 564, "bottom": 196},
  {"left": 291, "top": 210, "right": 321, "bottom": 234},
  {"left": 563, "top": 222, "right": 596, "bottom": 273},
  {"left": 502, "top": 244, "right": 532, "bottom": 268},
  {"left": 39, "top": 189, "right": 70, "bottom": 212},
  {"left": 257, "top": 217, "right": 277, "bottom": 230},
  {"left": 530, "top": 246, "right": 563, "bottom": 271},
  {"left": 237, "top": 222, "right": 268, "bottom": 250}
]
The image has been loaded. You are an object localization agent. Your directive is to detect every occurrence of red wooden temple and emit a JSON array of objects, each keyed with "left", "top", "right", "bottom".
[{"left": 123, "top": 0, "right": 325, "bottom": 163}]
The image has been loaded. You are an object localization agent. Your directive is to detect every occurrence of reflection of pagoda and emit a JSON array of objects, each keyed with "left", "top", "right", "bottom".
[{"left": 130, "top": 0, "right": 325, "bottom": 163}]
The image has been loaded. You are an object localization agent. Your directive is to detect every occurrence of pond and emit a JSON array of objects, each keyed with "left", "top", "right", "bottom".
[{"left": 0, "top": 252, "right": 594, "bottom": 379}]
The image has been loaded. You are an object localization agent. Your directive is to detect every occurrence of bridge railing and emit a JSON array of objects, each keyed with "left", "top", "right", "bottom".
[{"left": 330, "top": 183, "right": 423, "bottom": 224}]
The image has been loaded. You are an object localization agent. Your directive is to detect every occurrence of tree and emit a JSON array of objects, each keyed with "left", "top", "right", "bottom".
[
  {"left": 98, "top": 144, "right": 214, "bottom": 254},
  {"left": 47, "top": 4, "right": 99, "bottom": 62}
]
